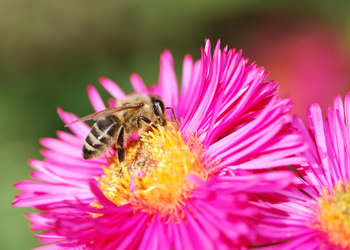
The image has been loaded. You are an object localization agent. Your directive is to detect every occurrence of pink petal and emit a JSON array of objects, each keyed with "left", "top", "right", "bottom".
[
  {"left": 40, "top": 138, "right": 82, "bottom": 158},
  {"left": 130, "top": 73, "right": 149, "bottom": 94},
  {"left": 25, "top": 213, "right": 53, "bottom": 231},
  {"left": 308, "top": 104, "right": 333, "bottom": 187},
  {"left": 87, "top": 84, "right": 106, "bottom": 112},
  {"left": 57, "top": 108, "right": 90, "bottom": 139},
  {"left": 99, "top": 77, "right": 126, "bottom": 100},
  {"left": 56, "top": 131, "right": 82, "bottom": 146},
  {"left": 159, "top": 50, "right": 179, "bottom": 111}
]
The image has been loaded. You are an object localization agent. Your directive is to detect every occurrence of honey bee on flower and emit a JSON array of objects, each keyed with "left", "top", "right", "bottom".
[{"left": 65, "top": 94, "right": 173, "bottom": 162}]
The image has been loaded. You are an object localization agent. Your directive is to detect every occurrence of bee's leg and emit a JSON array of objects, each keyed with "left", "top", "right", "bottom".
[
  {"left": 139, "top": 116, "right": 158, "bottom": 130},
  {"left": 166, "top": 107, "right": 178, "bottom": 126},
  {"left": 151, "top": 106, "right": 166, "bottom": 126},
  {"left": 116, "top": 124, "right": 126, "bottom": 163}
]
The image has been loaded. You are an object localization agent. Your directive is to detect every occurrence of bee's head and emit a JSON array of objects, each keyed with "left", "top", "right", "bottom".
[{"left": 151, "top": 95, "right": 166, "bottom": 126}]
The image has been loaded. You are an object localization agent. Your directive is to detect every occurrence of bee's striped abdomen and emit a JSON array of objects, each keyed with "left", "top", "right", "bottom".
[{"left": 83, "top": 115, "right": 121, "bottom": 160}]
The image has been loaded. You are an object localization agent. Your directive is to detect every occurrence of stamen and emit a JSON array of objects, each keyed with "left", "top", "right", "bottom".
[
  {"left": 95, "top": 122, "right": 216, "bottom": 220},
  {"left": 311, "top": 180, "right": 350, "bottom": 249}
]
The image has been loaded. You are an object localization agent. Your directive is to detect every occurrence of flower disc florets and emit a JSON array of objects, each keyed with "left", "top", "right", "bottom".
[
  {"left": 312, "top": 180, "right": 350, "bottom": 249},
  {"left": 97, "top": 122, "right": 215, "bottom": 219}
]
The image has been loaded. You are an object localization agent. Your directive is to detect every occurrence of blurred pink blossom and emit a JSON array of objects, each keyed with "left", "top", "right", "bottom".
[{"left": 245, "top": 27, "right": 350, "bottom": 122}]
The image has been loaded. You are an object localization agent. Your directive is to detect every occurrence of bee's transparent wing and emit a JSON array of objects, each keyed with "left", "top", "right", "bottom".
[{"left": 65, "top": 105, "right": 140, "bottom": 127}]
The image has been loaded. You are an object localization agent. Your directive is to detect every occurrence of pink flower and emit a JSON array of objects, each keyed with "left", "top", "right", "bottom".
[
  {"left": 259, "top": 94, "right": 350, "bottom": 250},
  {"left": 244, "top": 26, "right": 350, "bottom": 124},
  {"left": 13, "top": 40, "right": 307, "bottom": 249}
]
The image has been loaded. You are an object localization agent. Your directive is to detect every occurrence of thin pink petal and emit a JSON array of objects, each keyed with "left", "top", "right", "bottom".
[
  {"left": 57, "top": 108, "right": 90, "bottom": 139},
  {"left": 87, "top": 84, "right": 106, "bottom": 112},
  {"left": 130, "top": 73, "right": 149, "bottom": 94},
  {"left": 99, "top": 77, "right": 126, "bottom": 100},
  {"left": 159, "top": 50, "right": 179, "bottom": 111}
]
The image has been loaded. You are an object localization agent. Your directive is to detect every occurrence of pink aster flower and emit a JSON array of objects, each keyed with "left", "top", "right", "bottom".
[
  {"left": 13, "top": 40, "right": 307, "bottom": 249},
  {"left": 258, "top": 94, "right": 350, "bottom": 250}
]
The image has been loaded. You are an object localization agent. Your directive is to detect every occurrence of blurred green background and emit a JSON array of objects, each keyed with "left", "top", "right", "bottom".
[{"left": 2, "top": 1, "right": 350, "bottom": 249}]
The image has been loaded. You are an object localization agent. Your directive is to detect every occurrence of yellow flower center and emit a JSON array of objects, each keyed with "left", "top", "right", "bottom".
[
  {"left": 95, "top": 122, "right": 215, "bottom": 220},
  {"left": 312, "top": 180, "right": 350, "bottom": 249}
]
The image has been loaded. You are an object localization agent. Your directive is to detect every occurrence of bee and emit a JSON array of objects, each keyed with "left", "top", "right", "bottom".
[{"left": 66, "top": 94, "right": 176, "bottom": 162}]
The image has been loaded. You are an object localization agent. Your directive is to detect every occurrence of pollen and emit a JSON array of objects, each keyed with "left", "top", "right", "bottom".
[
  {"left": 312, "top": 180, "right": 350, "bottom": 249},
  {"left": 96, "top": 122, "right": 215, "bottom": 220}
]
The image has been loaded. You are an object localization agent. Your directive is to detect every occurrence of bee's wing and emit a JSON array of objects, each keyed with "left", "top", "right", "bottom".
[{"left": 65, "top": 105, "right": 140, "bottom": 127}]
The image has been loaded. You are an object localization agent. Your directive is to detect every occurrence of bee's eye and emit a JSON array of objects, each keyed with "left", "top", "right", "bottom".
[{"left": 154, "top": 100, "right": 165, "bottom": 114}]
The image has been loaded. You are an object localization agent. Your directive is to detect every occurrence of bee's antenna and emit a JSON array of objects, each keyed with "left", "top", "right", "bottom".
[{"left": 166, "top": 107, "right": 178, "bottom": 125}]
